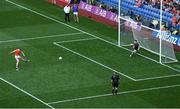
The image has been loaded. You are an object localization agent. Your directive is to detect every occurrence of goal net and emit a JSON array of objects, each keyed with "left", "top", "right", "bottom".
[{"left": 118, "top": 16, "right": 178, "bottom": 63}]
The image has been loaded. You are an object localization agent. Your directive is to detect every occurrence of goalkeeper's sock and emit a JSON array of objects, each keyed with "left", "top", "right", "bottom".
[
  {"left": 115, "top": 90, "right": 118, "bottom": 95},
  {"left": 130, "top": 53, "right": 133, "bottom": 57},
  {"left": 112, "top": 89, "right": 115, "bottom": 95}
]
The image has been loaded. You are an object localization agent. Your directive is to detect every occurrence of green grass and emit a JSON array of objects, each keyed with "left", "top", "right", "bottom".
[
  {"left": 0, "top": 80, "right": 47, "bottom": 108},
  {"left": 0, "top": 0, "right": 180, "bottom": 108}
]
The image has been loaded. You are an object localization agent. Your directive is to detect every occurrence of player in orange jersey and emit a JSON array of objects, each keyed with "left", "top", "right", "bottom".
[{"left": 10, "top": 48, "right": 29, "bottom": 71}]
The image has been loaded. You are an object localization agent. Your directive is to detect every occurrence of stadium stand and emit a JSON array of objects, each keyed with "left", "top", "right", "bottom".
[
  {"left": 48, "top": 0, "right": 179, "bottom": 37},
  {"left": 95, "top": 0, "right": 180, "bottom": 35}
]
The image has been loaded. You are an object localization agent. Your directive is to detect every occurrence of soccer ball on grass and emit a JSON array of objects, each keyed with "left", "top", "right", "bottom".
[{"left": 59, "top": 56, "right": 62, "bottom": 60}]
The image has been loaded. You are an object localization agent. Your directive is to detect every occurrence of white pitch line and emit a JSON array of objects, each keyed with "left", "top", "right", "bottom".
[
  {"left": 0, "top": 77, "right": 54, "bottom": 109},
  {"left": 56, "top": 37, "right": 97, "bottom": 44},
  {"left": 47, "top": 84, "right": 180, "bottom": 105},
  {"left": 56, "top": 37, "right": 180, "bottom": 81},
  {"left": 6, "top": 0, "right": 180, "bottom": 75},
  {"left": 54, "top": 42, "right": 136, "bottom": 81},
  {"left": 136, "top": 74, "right": 180, "bottom": 81},
  {"left": 121, "top": 46, "right": 180, "bottom": 73},
  {"left": 0, "top": 32, "right": 83, "bottom": 43},
  {"left": 160, "top": 63, "right": 180, "bottom": 72},
  {"left": 121, "top": 44, "right": 132, "bottom": 47}
]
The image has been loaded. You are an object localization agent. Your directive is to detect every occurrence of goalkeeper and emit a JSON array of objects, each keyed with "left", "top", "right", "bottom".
[{"left": 130, "top": 40, "right": 140, "bottom": 57}]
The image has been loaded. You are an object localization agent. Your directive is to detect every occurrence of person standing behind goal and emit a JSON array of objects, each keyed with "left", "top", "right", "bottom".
[
  {"left": 64, "top": 4, "right": 70, "bottom": 23},
  {"left": 73, "top": 3, "right": 79, "bottom": 23}
]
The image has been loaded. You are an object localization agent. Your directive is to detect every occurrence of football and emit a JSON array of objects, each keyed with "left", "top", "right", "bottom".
[{"left": 59, "top": 56, "right": 62, "bottom": 60}]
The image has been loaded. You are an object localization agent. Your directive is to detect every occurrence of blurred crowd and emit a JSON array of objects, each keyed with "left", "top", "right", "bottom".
[
  {"left": 82, "top": 0, "right": 118, "bottom": 13},
  {"left": 135, "top": 0, "right": 180, "bottom": 35},
  {"left": 81, "top": 0, "right": 180, "bottom": 35}
]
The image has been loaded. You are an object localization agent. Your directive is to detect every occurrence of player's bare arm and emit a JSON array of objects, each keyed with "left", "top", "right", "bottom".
[
  {"left": 10, "top": 50, "right": 16, "bottom": 54},
  {"left": 21, "top": 51, "right": 25, "bottom": 57}
]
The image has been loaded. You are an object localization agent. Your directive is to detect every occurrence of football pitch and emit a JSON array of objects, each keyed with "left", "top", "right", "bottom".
[{"left": 0, "top": 0, "right": 180, "bottom": 108}]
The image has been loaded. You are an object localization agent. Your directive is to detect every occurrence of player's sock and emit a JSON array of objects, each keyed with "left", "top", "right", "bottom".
[{"left": 16, "top": 67, "right": 19, "bottom": 71}]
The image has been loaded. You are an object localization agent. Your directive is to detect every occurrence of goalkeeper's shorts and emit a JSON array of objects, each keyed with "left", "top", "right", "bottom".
[{"left": 112, "top": 82, "right": 119, "bottom": 87}]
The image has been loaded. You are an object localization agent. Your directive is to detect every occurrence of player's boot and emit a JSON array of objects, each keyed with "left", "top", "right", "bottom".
[
  {"left": 16, "top": 68, "right": 19, "bottom": 71},
  {"left": 25, "top": 60, "right": 30, "bottom": 63}
]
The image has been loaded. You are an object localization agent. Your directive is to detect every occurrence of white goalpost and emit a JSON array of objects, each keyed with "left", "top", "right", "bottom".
[
  {"left": 118, "top": 0, "right": 178, "bottom": 64},
  {"left": 118, "top": 0, "right": 121, "bottom": 47}
]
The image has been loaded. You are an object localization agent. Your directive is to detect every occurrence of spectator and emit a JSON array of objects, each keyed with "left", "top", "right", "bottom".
[
  {"left": 150, "top": 19, "right": 159, "bottom": 28},
  {"left": 177, "top": 19, "right": 180, "bottom": 26},
  {"left": 108, "top": 7, "right": 118, "bottom": 14},
  {"left": 127, "top": 10, "right": 134, "bottom": 19},
  {"left": 165, "top": 4, "right": 171, "bottom": 12},
  {"left": 99, "top": 2, "right": 106, "bottom": 9},
  {"left": 172, "top": 6, "right": 177, "bottom": 14},
  {"left": 161, "top": 24, "right": 167, "bottom": 31},
  {"left": 90, "top": 0, "right": 96, "bottom": 5},
  {"left": 108, "top": 6, "right": 113, "bottom": 12},
  {"left": 135, "top": 14, "right": 142, "bottom": 22},
  {"left": 135, "top": 0, "right": 142, "bottom": 7},
  {"left": 143, "top": 0, "right": 150, "bottom": 5},
  {"left": 172, "top": 28, "right": 178, "bottom": 35},
  {"left": 172, "top": 14, "right": 177, "bottom": 26},
  {"left": 176, "top": 10, "right": 180, "bottom": 20}
]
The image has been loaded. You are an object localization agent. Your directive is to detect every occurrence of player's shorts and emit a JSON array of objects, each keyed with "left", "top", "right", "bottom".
[
  {"left": 15, "top": 55, "right": 21, "bottom": 62},
  {"left": 73, "top": 12, "right": 78, "bottom": 15},
  {"left": 112, "top": 82, "right": 119, "bottom": 87}
]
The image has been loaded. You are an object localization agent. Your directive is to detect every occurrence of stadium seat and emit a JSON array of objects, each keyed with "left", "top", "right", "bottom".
[{"left": 99, "top": 0, "right": 174, "bottom": 26}]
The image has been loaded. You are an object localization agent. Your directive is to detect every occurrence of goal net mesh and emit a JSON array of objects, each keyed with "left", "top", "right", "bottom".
[{"left": 119, "top": 17, "right": 178, "bottom": 63}]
